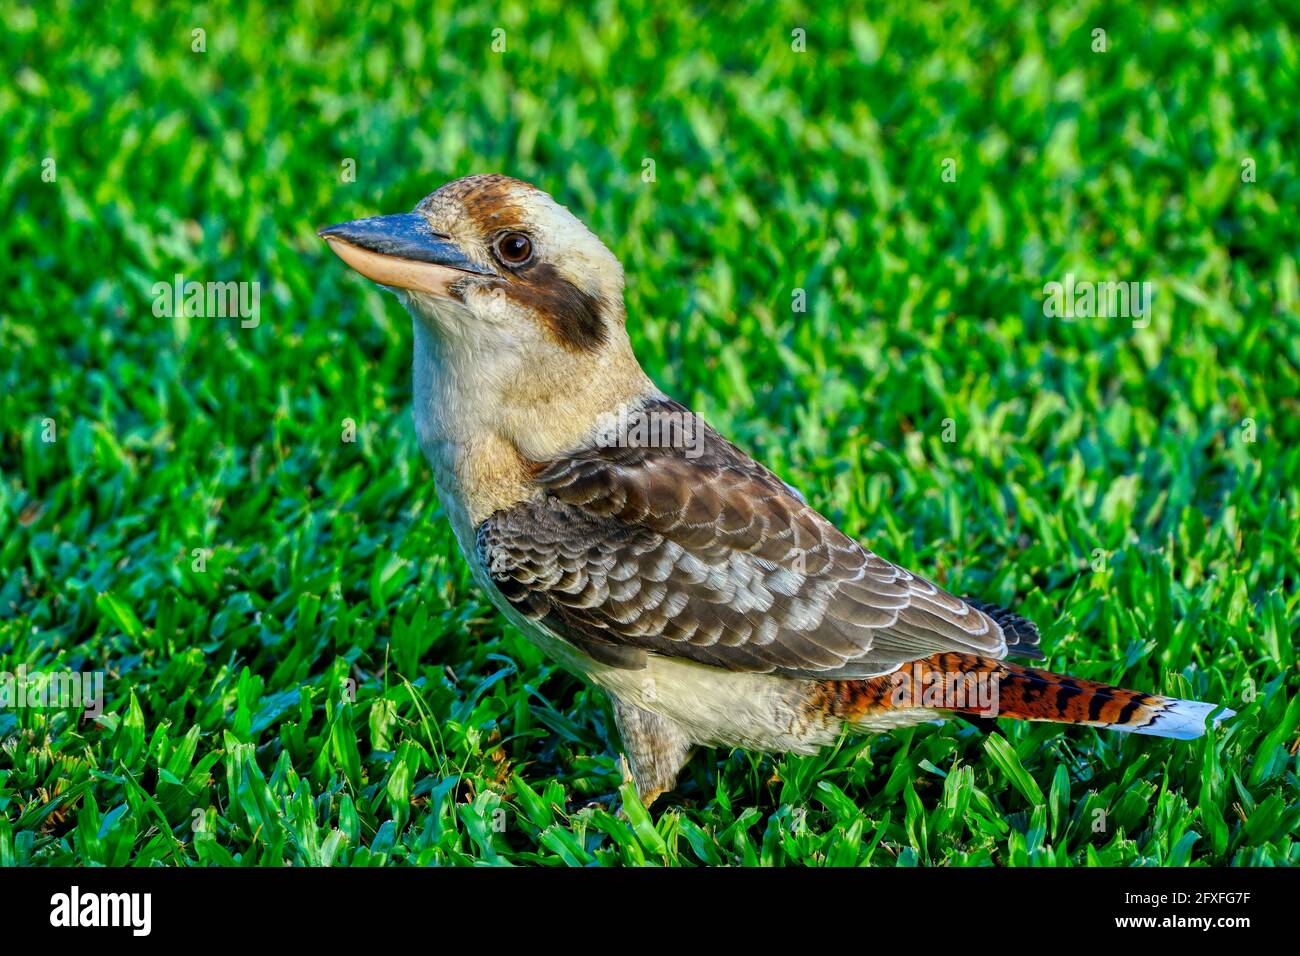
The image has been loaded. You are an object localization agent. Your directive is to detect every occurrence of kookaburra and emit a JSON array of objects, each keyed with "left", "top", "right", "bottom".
[{"left": 320, "top": 174, "right": 1233, "bottom": 806}]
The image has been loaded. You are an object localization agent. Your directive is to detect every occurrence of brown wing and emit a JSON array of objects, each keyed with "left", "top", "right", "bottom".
[{"left": 476, "top": 397, "right": 1040, "bottom": 678}]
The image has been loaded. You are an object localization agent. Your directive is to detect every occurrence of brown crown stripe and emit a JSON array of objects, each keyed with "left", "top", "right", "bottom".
[{"left": 420, "top": 173, "right": 534, "bottom": 212}]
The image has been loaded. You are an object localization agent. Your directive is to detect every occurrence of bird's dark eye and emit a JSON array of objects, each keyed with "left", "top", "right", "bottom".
[{"left": 495, "top": 232, "right": 533, "bottom": 265}]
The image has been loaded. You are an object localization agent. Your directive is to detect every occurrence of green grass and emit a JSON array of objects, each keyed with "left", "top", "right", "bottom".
[{"left": 2, "top": 0, "right": 1298, "bottom": 866}]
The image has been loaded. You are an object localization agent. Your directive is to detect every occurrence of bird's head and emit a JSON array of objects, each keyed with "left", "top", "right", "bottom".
[{"left": 319, "top": 175, "right": 653, "bottom": 460}]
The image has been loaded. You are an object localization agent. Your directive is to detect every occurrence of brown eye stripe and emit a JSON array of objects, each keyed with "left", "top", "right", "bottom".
[{"left": 499, "top": 262, "right": 609, "bottom": 352}]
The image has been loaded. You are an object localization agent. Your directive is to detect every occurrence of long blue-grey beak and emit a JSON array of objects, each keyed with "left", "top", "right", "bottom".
[{"left": 318, "top": 213, "right": 496, "bottom": 294}]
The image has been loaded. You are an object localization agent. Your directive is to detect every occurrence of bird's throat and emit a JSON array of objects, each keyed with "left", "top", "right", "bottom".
[{"left": 409, "top": 314, "right": 656, "bottom": 525}]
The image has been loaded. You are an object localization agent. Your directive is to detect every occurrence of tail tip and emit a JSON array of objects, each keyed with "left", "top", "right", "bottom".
[{"left": 1131, "top": 698, "right": 1236, "bottom": 740}]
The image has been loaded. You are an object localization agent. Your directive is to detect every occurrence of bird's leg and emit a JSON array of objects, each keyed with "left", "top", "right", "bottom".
[{"left": 610, "top": 695, "right": 694, "bottom": 808}]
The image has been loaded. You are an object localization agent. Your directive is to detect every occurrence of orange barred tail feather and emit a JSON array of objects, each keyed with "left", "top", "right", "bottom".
[{"left": 817, "top": 652, "right": 1234, "bottom": 740}]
